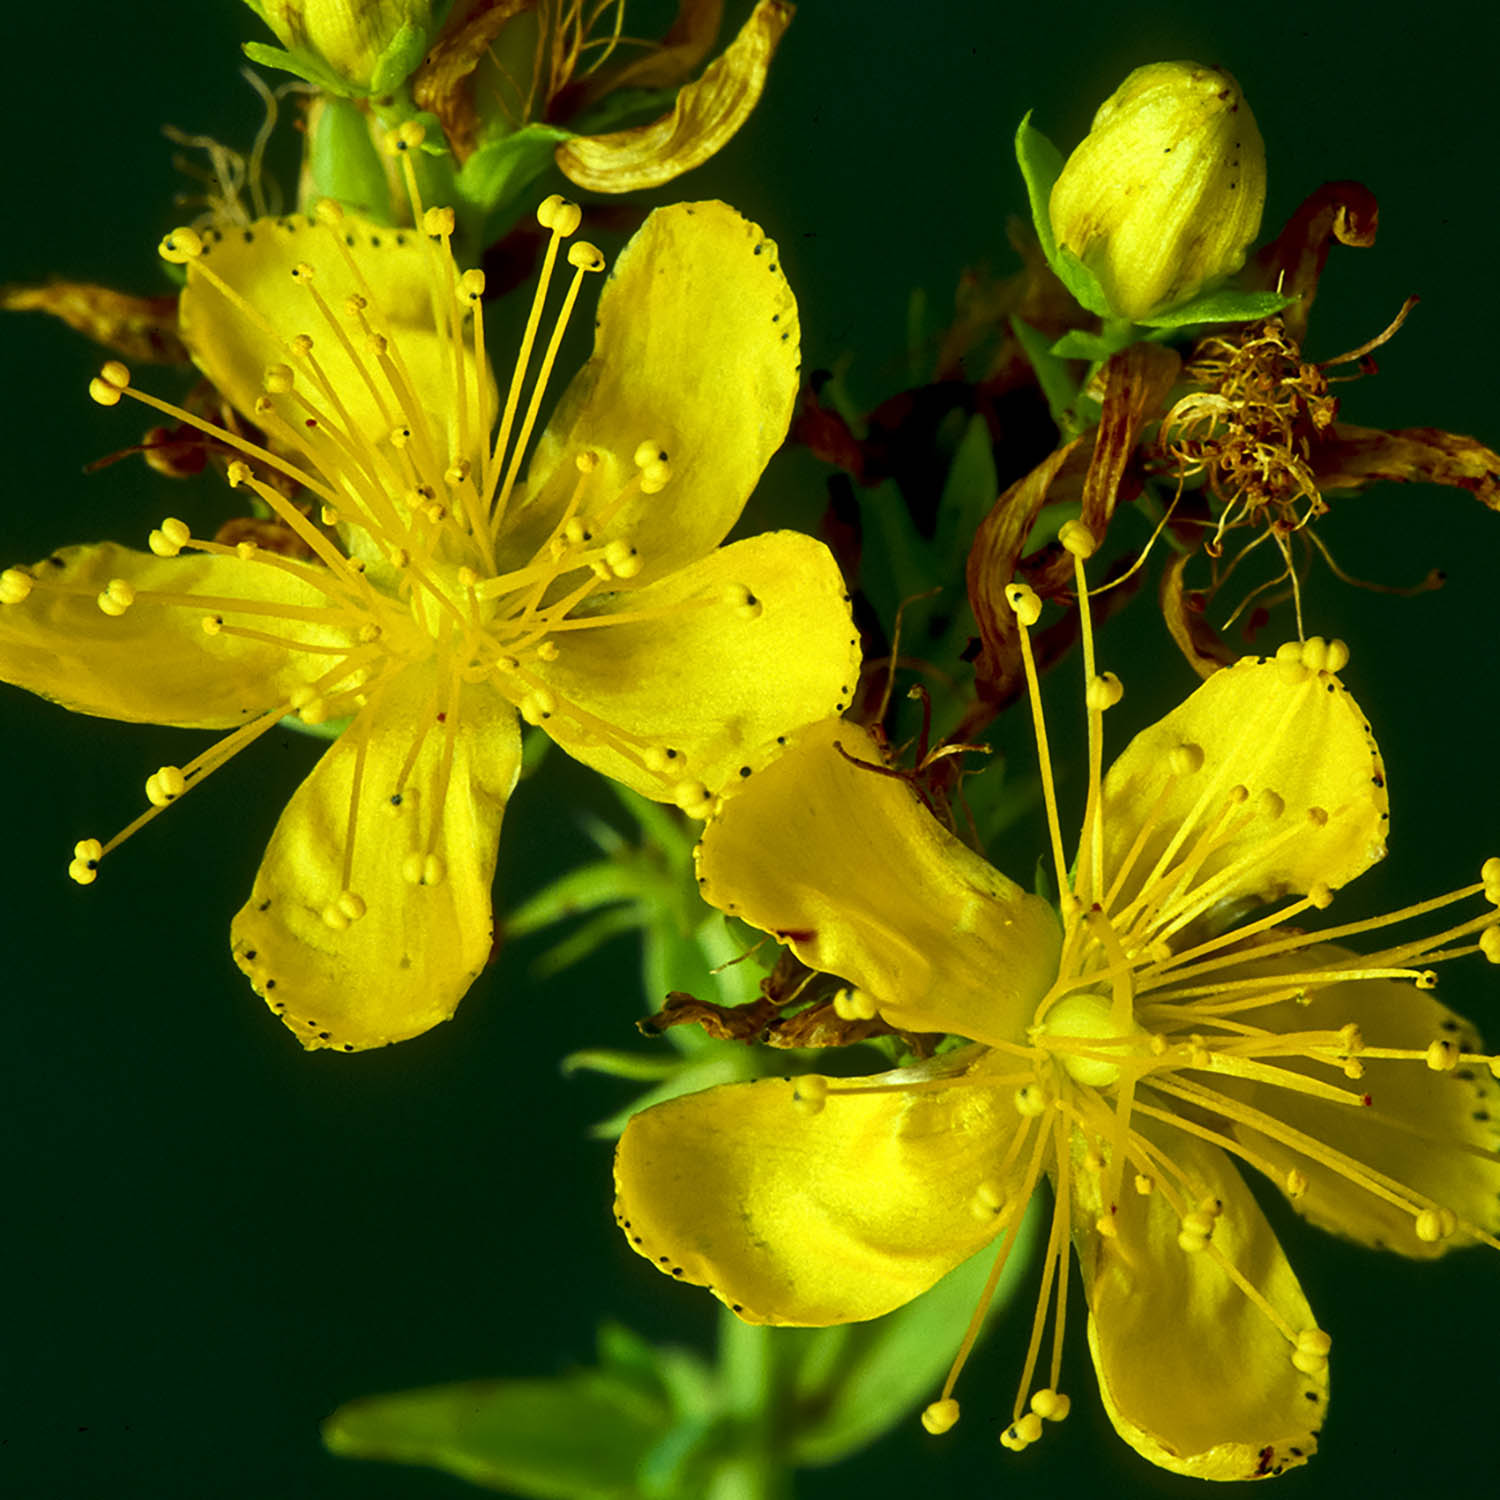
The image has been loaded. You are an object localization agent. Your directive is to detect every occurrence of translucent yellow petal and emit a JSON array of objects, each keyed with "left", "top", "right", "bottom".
[
  {"left": 232, "top": 666, "right": 520, "bottom": 1051},
  {"left": 0, "top": 542, "right": 340, "bottom": 727},
  {"left": 513, "top": 200, "right": 798, "bottom": 585},
  {"left": 180, "top": 214, "right": 493, "bottom": 464},
  {"left": 1075, "top": 1124, "right": 1324, "bottom": 1479},
  {"left": 614, "top": 1061, "right": 1025, "bottom": 1324},
  {"left": 697, "top": 719, "right": 1059, "bottom": 1047},
  {"left": 554, "top": 0, "right": 792, "bottom": 193},
  {"left": 1100, "top": 655, "right": 1387, "bottom": 921},
  {"left": 523, "top": 532, "right": 857, "bottom": 798},
  {"left": 1220, "top": 944, "right": 1500, "bottom": 1257}
]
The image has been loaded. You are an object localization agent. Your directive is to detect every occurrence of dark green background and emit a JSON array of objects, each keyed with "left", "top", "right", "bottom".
[{"left": 5, "top": 2, "right": 1496, "bottom": 1496}]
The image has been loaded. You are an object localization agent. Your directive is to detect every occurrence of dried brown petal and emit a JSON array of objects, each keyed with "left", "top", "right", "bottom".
[
  {"left": 1311, "top": 422, "right": 1500, "bottom": 511},
  {"left": 2, "top": 281, "right": 187, "bottom": 364},
  {"left": 411, "top": 0, "right": 534, "bottom": 164},
  {"left": 1161, "top": 551, "right": 1234, "bottom": 680}
]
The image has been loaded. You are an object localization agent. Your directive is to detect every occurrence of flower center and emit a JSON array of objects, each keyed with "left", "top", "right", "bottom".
[{"left": 1037, "top": 990, "right": 1146, "bottom": 1089}]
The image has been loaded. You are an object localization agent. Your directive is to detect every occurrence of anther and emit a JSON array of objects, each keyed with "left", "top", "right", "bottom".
[
  {"left": 148, "top": 517, "right": 191, "bottom": 558},
  {"left": 1325, "top": 638, "right": 1351, "bottom": 673},
  {"left": 1005, "top": 582, "right": 1042, "bottom": 626},
  {"left": 604, "top": 540, "right": 642, "bottom": 578},
  {"left": 291, "top": 261, "right": 316, "bottom": 283},
  {"left": 567, "top": 241, "right": 606, "bottom": 272},
  {"left": 1275, "top": 640, "right": 1310, "bottom": 685},
  {"left": 1308, "top": 881, "right": 1334, "bottom": 910},
  {"left": 445, "top": 460, "right": 472, "bottom": 488},
  {"left": 392, "top": 120, "right": 427, "bottom": 152},
  {"left": 68, "top": 837, "right": 104, "bottom": 886},
  {"left": 1058, "top": 519, "right": 1098, "bottom": 558},
  {"left": 536, "top": 194, "right": 582, "bottom": 236},
  {"left": 144, "top": 765, "right": 187, "bottom": 807},
  {"left": 314, "top": 198, "right": 345, "bottom": 226},
  {"left": 639, "top": 459, "right": 672, "bottom": 494},
  {"left": 1086, "top": 671, "right": 1124, "bottom": 711},
  {"left": 402, "top": 853, "right": 446, "bottom": 886},
  {"left": 1169, "top": 741, "right": 1204, "bottom": 776},
  {"left": 290, "top": 333, "right": 315, "bottom": 357},
  {"left": 832, "top": 987, "right": 879, "bottom": 1022},
  {"left": 158, "top": 227, "right": 204, "bottom": 263},
  {"left": 227, "top": 461, "right": 252, "bottom": 488},
  {"left": 1286, "top": 1168, "right": 1309, "bottom": 1199},
  {"left": 1425, "top": 1039, "right": 1459, "bottom": 1072},
  {"left": 671, "top": 780, "right": 714, "bottom": 819},
  {"left": 1031, "top": 1390, "right": 1071, "bottom": 1423},
  {"left": 1292, "top": 1328, "right": 1332, "bottom": 1375},
  {"left": 792, "top": 1075, "right": 828, "bottom": 1114},
  {"left": 1414, "top": 1208, "right": 1454, "bottom": 1244},
  {"left": 457, "top": 268, "right": 486, "bottom": 304},
  {"left": 520, "top": 688, "right": 556, "bottom": 726},
  {"left": 1014, "top": 1083, "right": 1048, "bottom": 1118},
  {"left": 0, "top": 568, "right": 34, "bottom": 604},
  {"left": 970, "top": 1179, "right": 1007, "bottom": 1220},
  {"left": 1301, "top": 636, "right": 1330, "bottom": 673},
  {"left": 1133, "top": 1173, "right": 1155, "bottom": 1196},
  {"left": 1257, "top": 788, "right": 1286, "bottom": 820},
  {"left": 1481, "top": 928, "right": 1500, "bottom": 965},
  {"left": 263, "top": 363, "right": 294, "bottom": 395},
  {"left": 921, "top": 1399, "right": 960, "bottom": 1436},
  {"left": 1000, "top": 1412, "right": 1044, "bottom": 1451},
  {"left": 1414, "top": 971, "right": 1438, "bottom": 991},
  {"left": 422, "top": 206, "right": 455, "bottom": 238},
  {"left": 96, "top": 578, "right": 136, "bottom": 616}
]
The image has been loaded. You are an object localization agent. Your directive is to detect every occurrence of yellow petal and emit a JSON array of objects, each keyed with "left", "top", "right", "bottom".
[
  {"left": 232, "top": 666, "right": 520, "bottom": 1051},
  {"left": 1100, "top": 654, "right": 1387, "bottom": 923},
  {"left": 0, "top": 542, "right": 339, "bottom": 727},
  {"left": 615, "top": 1060, "right": 1024, "bottom": 1324},
  {"left": 1075, "top": 1123, "right": 1324, "bottom": 1479},
  {"left": 512, "top": 200, "right": 798, "bottom": 585},
  {"left": 554, "top": 0, "right": 792, "bottom": 193},
  {"left": 523, "top": 531, "right": 857, "bottom": 798},
  {"left": 697, "top": 719, "right": 1059, "bottom": 1046},
  {"left": 1221, "top": 944, "right": 1500, "bottom": 1257},
  {"left": 180, "top": 214, "right": 492, "bottom": 466}
]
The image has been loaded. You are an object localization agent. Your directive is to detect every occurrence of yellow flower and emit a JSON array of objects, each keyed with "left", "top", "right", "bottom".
[
  {"left": 614, "top": 523, "right": 1500, "bottom": 1478},
  {"left": 242, "top": 0, "right": 435, "bottom": 93},
  {"left": 0, "top": 146, "right": 857, "bottom": 1052},
  {"left": 1049, "top": 61, "right": 1266, "bottom": 322}
]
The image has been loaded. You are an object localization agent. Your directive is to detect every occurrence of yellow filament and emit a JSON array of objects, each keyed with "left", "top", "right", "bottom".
[{"left": 1012, "top": 606, "right": 1069, "bottom": 896}]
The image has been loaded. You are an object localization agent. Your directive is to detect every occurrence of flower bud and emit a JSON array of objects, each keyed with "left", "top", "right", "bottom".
[
  {"left": 241, "top": 0, "right": 434, "bottom": 94},
  {"left": 1048, "top": 61, "right": 1266, "bottom": 322}
]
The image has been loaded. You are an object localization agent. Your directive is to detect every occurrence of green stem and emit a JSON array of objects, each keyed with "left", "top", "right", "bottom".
[{"left": 706, "top": 1310, "right": 793, "bottom": 1500}]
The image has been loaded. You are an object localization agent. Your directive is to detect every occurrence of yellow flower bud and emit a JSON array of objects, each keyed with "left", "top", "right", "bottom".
[
  {"left": 242, "top": 0, "right": 433, "bottom": 93},
  {"left": 1048, "top": 61, "right": 1266, "bottom": 322}
]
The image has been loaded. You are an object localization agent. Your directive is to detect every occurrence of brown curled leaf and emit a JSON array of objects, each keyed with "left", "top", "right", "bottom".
[{"left": 1311, "top": 422, "right": 1500, "bottom": 511}]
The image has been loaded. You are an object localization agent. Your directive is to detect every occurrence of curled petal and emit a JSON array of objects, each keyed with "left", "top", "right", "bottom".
[
  {"left": 1075, "top": 1124, "right": 1324, "bottom": 1479},
  {"left": 697, "top": 719, "right": 1059, "bottom": 1047},
  {"left": 615, "top": 1062, "right": 1025, "bottom": 1324},
  {"left": 232, "top": 668, "right": 520, "bottom": 1051},
  {"left": 525, "top": 531, "right": 858, "bottom": 797},
  {"left": 554, "top": 0, "right": 792, "bottom": 193}
]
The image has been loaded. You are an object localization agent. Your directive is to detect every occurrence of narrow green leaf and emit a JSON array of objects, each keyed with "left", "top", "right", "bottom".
[
  {"left": 1138, "top": 286, "right": 1299, "bottom": 329},
  {"left": 1009, "top": 317, "right": 1082, "bottom": 430},
  {"left": 934, "top": 413, "right": 999, "bottom": 568}
]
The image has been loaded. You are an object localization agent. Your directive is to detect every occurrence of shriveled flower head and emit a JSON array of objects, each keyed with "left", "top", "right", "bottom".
[
  {"left": 615, "top": 522, "right": 1499, "bottom": 1478},
  {"left": 0, "top": 129, "right": 857, "bottom": 1050},
  {"left": 1050, "top": 61, "right": 1266, "bottom": 322}
]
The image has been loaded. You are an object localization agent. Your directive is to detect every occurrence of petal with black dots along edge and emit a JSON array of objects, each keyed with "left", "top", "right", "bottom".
[
  {"left": 509, "top": 199, "right": 800, "bottom": 588},
  {"left": 696, "top": 717, "right": 1060, "bottom": 1049},
  {"left": 1098, "top": 656, "right": 1388, "bottom": 919},
  {"left": 1217, "top": 945, "right": 1500, "bottom": 1258},
  {"left": 1075, "top": 1121, "right": 1324, "bottom": 1480},
  {"left": 0, "top": 542, "right": 346, "bottom": 728},
  {"left": 614, "top": 1061, "right": 1027, "bottom": 1325},
  {"left": 232, "top": 665, "right": 520, "bottom": 1051},
  {"left": 522, "top": 531, "right": 859, "bottom": 799}
]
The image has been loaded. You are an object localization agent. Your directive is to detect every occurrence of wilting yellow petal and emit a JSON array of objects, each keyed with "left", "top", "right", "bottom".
[
  {"left": 1099, "top": 653, "right": 1388, "bottom": 920},
  {"left": 1076, "top": 1124, "right": 1325, "bottom": 1479},
  {"left": 554, "top": 0, "right": 792, "bottom": 193},
  {"left": 698, "top": 719, "right": 1059, "bottom": 1046},
  {"left": 512, "top": 200, "right": 798, "bottom": 586},
  {"left": 1221, "top": 944, "right": 1500, "bottom": 1258},
  {"left": 232, "top": 666, "right": 520, "bottom": 1051},
  {"left": 179, "top": 214, "right": 493, "bottom": 460},
  {"left": 526, "top": 531, "right": 857, "bottom": 798},
  {"left": 615, "top": 1061, "right": 1024, "bottom": 1324},
  {"left": 0, "top": 542, "right": 342, "bottom": 727}
]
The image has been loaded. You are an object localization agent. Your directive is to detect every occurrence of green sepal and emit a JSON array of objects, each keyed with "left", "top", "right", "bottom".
[
  {"left": 278, "top": 710, "right": 353, "bottom": 742},
  {"left": 1048, "top": 327, "right": 1129, "bottom": 362},
  {"left": 1014, "top": 113, "right": 1111, "bottom": 317},
  {"left": 1009, "top": 316, "right": 1083, "bottom": 431},
  {"left": 368, "top": 20, "right": 430, "bottom": 95},
  {"left": 1137, "top": 285, "right": 1299, "bottom": 329},
  {"left": 933, "top": 412, "right": 999, "bottom": 571},
  {"left": 305, "top": 96, "right": 394, "bottom": 223},
  {"left": 785, "top": 1204, "right": 1042, "bottom": 1465},
  {"left": 322, "top": 1369, "right": 672, "bottom": 1499},
  {"left": 458, "top": 124, "right": 576, "bottom": 243},
  {"left": 241, "top": 40, "right": 354, "bottom": 96}
]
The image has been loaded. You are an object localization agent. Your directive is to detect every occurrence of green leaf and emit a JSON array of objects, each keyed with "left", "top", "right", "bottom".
[
  {"left": 1048, "top": 327, "right": 1131, "bottom": 362},
  {"left": 369, "top": 20, "right": 430, "bottom": 95},
  {"left": 240, "top": 40, "right": 353, "bottom": 95},
  {"left": 1009, "top": 317, "right": 1082, "bottom": 431},
  {"left": 785, "top": 1200, "right": 1043, "bottom": 1465},
  {"left": 305, "top": 96, "right": 394, "bottom": 223},
  {"left": 933, "top": 412, "right": 998, "bottom": 568},
  {"left": 458, "top": 124, "right": 575, "bottom": 237},
  {"left": 1014, "top": 114, "right": 1112, "bottom": 318},
  {"left": 1138, "top": 286, "right": 1300, "bottom": 329},
  {"left": 323, "top": 1370, "right": 670, "bottom": 1499}
]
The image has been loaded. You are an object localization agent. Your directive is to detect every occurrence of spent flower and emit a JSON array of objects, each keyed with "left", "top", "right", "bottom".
[
  {"left": 0, "top": 137, "right": 856, "bottom": 1051},
  {"left": 615, "top": 523, "right": 1499, "bottom": 1478}
]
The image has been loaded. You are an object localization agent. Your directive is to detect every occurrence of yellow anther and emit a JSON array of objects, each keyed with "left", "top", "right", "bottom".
[
  {"left": 445, "top": 460, "right": 473, "bottom": 488},
  {"left": 68, "top": 856, "right": 100, "bottom": 885},
  {"left": 396, "top": 120, "right": 427, "bottom": 150},
  {"left": 1257, "top": 788, "right": 1286, "bottom": 820},
  {"left": 389, "top": 547, "right": 411, "bottom": 569},
  {"left": 1339, "top": 1022, "right": 1363, "bottom": 1053},
  {"left": 921, "top": 1399, "right": 960, "bottom": 1436},
  {"left": 357, "top": 623, "right": 381, "bottom": 645},
  {"left": 289, "top": 333, "right": 315, "bottom": 357},
  {"left": 338, "top": 891, "right": 367, "bottom": 921},
  {"left": 1480, "top": 927, "right": 1500, "bottom": 965},
  {"left": 101, "top": 359, "right": 130, "bottom": 390},
  {"left": 1285, "top": 1167, "right": 1309, "bottom": 1199},
  {"left": 792, "top": 1075, "right": 828, "bottom": 1114},
  {"left": 226, "top": 461, "right": 252, "bottom": 488},
  {"left": 1058, "top": 519, "right": 1098, "bottom": 558},
  {"left": 1307, "top": 881, "right": 1334, "bottom": 910},
  {"left": 402, "top": 853, "right": 446, "bottom": 886},
  {"left": 144, "top": 765, "right": 187, "bottom": 807},
  {"left": 832, "top": 986, "right": 879, "bottom": 1022},
  {"left": 643, "top": 746, "right": 679, "bottom": 774},
  {"left": 422, "top": 205, "right": 455, "bottom": 238},
  {"left": 1414, "top": 1208, "right": 1451, "bottom": 1243},
  {"left": 158, "top": 227, "right": 204, "bottom": 263},
  {"left": 971, "top": 1179, "right": 1007, "bottom": 1219},
  {"left": 536, "top": 194, "right": 581, "bottom": 236},
  {"left": 148, "top": 517, "right": 191, "bottom": 558},
  {"left": 1306, "top": 806, "right": 1329, "bottom": 828},
  {"left": 1414, "top": 970, "right": 1438, "bottom": 990},
  {"left": 1031, "top": 1389, "right": 1071, "bottom": 1422},
  {"left": 88, "top": 359, "right": 131, "bottom": 406},
  {"left": 314, "top": 198, "right": 345, "bottom": 226},
  {"left": 520, "top": 688, "right": 556, "bottom": 726},
  {"left": 567, "top": 241, "right": 606, "bottom": 272},
  {"left": 1301, "top": 635, "right": 1329, "bottom": 672},
  {"left": 1482, "top": 856, "right": 1500, "bottom": 886},
  {"left": 1169, "top": 741, "right": 1204, "bottom": 776},
  {"left": 366, "top": 332, "right": 388, "bottom": 357},
  {"left": 604, "top": 540, "right": 642, "bottom": 578},
  {"left": 320, "top": 505, "right": 340, "bottom": 527},
  {"left": 1005, "top": 582, "right": 1042, "bottom": 626},
  {"left": 1133, "top": 1173, "right": 1155, "bottom": 1196},
  {"left": 639, "top": 459, "right": 672, "bottom": 494},
  {"left": 1086, "top": 671, "right": 1124, "bottom": 711},
  {"left": 0, "top": 568, "right": 34, "bottom": 604},
  {"left": 457, "top": 268, "right": 486, "bottom": 303},
  {"left": 1325, "top": 638, "right": 1350, "bottom": 673},
  {"left": 535, "top": 640, "right": 560, "bottom": 663},
  {"left": 1342, "top": 1058, "right": 1365, "bottom": 1081},
  {"left": 1148, "top": 1033, "right": 1169, "bottom": 1057},
  {"left": 1426, "top": 1038, "right": 1459, "bottom": 1072},
  {"left": 1014, "top": 1083, "right": 1048, "bottom": 1118},
  {"left": 671, "top": 780, "right": 714, "bottom": 819},
  {"left": 343, "top": 294, "right": 368, "bottom": 319},
  {"left": 321, "top": 902, "right": 352, "bottom": 932},
  {"left": 69, "top": 837, "right": 103, "bottom": 885},
  {"left": 1292, "top": 1328, "right": 1332, "bottom": 1375},
  {"left": 1274, "top": 639, "right": 1310, "bottom": 685},
  {"left": 633, "top": 439, "right": 666, "bottom": 469},
  {"left": 1094, "top": 1212, "right": 1119, "bottom": 1237},
  {"left": 1000, "top": 1412, "right": 1044, "bottom": 1451},
  {"left": 96, "top": 578, "right": 136, "bottom": 616},
  {"left": 291, "top": 261, "right": 316, "bottom": 283},
  {"left": 298, "top": 696, "right": 329, "bottom": 726},
  {"left": 201, "top": 615, "right": 223, "bottom": 636},
  {"left": 422, "top": 500, "right": 447, "bottom": 523}
]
